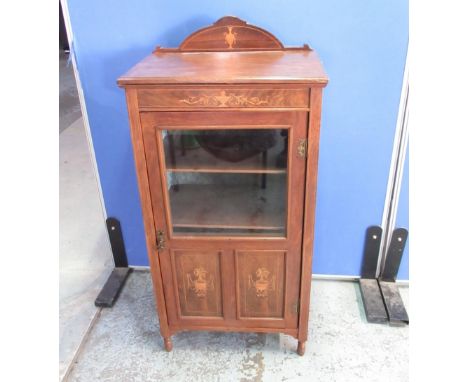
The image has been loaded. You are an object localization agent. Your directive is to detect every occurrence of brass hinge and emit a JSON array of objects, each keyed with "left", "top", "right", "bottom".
[
  {"left": 297, "top": 139, "right": 307, "bottom": 158},
  {"left": 156, "top": 229, "right": 165, "bottom": 250},
  {"left": 292, "top": 301, "right": 300, "bottom": 314}
]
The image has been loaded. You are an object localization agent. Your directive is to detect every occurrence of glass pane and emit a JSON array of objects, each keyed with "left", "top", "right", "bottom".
[{"left": 162, "top": 128, "right": 288, "bottom": 237}]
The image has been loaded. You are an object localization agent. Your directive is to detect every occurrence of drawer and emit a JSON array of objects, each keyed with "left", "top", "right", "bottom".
[{"left": 137, "top": 88, "right": 309, "bottom": 109}]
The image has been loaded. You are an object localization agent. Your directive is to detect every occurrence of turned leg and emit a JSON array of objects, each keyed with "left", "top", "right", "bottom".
[
  {"left": 164, "top": 337, "right": 173, "bottom": 352},
  {"left": 297, "top": 340, "right": 306, "bottom": 356}
]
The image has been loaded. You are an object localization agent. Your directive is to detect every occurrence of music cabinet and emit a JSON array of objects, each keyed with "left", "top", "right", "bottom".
[{"left": 118, "top": 16, "right": 328, "bottom": 355}]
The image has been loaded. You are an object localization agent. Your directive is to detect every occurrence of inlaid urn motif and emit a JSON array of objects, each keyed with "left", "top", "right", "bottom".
[
  {"left": 249, "top": 267, "right": 276, "bottom": 298},
  {"left": 187, "top": 267, "right": 214, "bottom": 297},
  {"left": 224, "top": 26, "right": 237, "bottom": 49}
]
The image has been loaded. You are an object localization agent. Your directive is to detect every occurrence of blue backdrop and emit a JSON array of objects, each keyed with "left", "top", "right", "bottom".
[{"left": 67, "top": 0, "right": 409, "bottom": 279}]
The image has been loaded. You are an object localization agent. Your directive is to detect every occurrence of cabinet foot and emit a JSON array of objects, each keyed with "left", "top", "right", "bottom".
[
  {"left": 164, "top": 337, "right": 173, "bottom": 352},
  {"left": 297, "top": 341, "right": 306, "bottom": 356}
]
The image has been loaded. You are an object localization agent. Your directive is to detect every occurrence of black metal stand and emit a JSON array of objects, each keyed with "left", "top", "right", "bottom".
[
  {"left": 359, "top": 226, "right": 388, "bottom": 323},
  {"left": 379, "top": 228, "right": 409, "bottom": 325},
  {"left": 94, "top": 218, "right": 132, "bottom": 308},
  {"left": 359, "top": 226, "right": 409, "bottom": 325}
]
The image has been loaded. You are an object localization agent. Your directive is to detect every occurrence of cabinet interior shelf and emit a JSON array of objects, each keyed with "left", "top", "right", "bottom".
[
  {"left": 167, "top": 168, "right": 286, "bottom": 174},
  {"left": 163, "top": 136, "right": 287, "bottom": 175},
  {"left": 168, "top": 182, "right": 285, "bottom": 232}
]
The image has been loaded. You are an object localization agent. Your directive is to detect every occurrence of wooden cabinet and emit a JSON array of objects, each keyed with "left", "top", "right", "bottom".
[{"left": 118, "top": 16, "right": 328, "bottom": 356}]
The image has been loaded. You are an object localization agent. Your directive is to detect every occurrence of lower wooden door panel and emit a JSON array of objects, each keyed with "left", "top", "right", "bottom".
[
  {"left": 235, "top": 250, "right": 285, "bottom": 320},
  {"left": 160, "top": 247, "right": 298, "bottom": 330},
  {"left": 171, "top": 249, "right": 223, "bottom": 318},
  {"left": 234, "top": 249, "right": 299, "bottom": 329},
  {"left": 159, "top": 248, "right": 228, "bottom": 327}
]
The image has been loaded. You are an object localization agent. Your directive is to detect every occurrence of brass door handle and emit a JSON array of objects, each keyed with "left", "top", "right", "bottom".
[{"left": 156, "top": 230, "right": 165, "bottom": 250}]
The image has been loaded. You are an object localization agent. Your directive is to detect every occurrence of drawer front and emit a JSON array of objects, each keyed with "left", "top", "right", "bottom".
[{"left": 137, "top": 88, "right": 309, "bottom": 109}]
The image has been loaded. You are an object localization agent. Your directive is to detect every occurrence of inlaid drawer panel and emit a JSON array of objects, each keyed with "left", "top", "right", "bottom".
[{"left": 137, "top": 88, "right": 309, "bottom": 109}]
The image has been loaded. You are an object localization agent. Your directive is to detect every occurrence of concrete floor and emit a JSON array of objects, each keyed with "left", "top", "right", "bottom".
[
  {"left": 60, "top": 51, "right": 114, "bottom": 380},
  {"left": 59, "top": 51, "right": 82, "bottom": 134},
  {"left": 67, "top": 271, "right": 408, "bottom": 382}
]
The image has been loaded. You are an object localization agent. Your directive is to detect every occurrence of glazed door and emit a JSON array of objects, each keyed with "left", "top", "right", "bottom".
[{"left": 140, "top": 111, "right": 308, "bottom": 330}]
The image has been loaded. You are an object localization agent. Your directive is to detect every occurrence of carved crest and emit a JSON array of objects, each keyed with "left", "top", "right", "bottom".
[
  {"left": 154, "top": 16, "right": 311, "bottom": 53},
  {"left": 187, "top": 267, "right": 214, "bottom": 298},
  {"left": 249, "top": 267, "right": 276, "bottom": 298}
]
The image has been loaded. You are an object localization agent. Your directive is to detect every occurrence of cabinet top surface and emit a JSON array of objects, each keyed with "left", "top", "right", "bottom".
[
  {"left": 117, "top": 16, "right": 328, "bottom": 87},
  {"left": 118, "top": 50, "right": 328, "bottom": 86},
  {"left": 117, "top": 50, "right": 328, "bottom": 86}
]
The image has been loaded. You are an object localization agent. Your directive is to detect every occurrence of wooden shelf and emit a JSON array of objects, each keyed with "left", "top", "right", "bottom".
[
  {"left": 168, "top": 167, "right": 285, "bottom": 174},
  {"left": 168, "top": 180, "right": 286, "bottom": 233},
  {"left": 163, "top": 135, "right": 287, "bottom": 174}
]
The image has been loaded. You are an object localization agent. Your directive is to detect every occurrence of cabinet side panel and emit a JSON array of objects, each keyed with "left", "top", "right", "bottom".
[
  {"left": 125, "top": 88, "right": 170, "bottom": 336},
  {"left": 298, "top": 87, "right": 323, "bottom": 342}
]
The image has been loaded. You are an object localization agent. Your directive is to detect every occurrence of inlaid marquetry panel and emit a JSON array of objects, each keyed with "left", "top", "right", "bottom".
[
  {"left": 236, "top": 250, "right": 286, "bottom": 319},
  {"left": 137, "top": 88, "right": 309, "bottom": 109},
  {"left": 172, "top": 250, "right": 223, "bottom": 317},
  {"left": 176, "top": 16, "right": 284, "bottom": 52}
]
